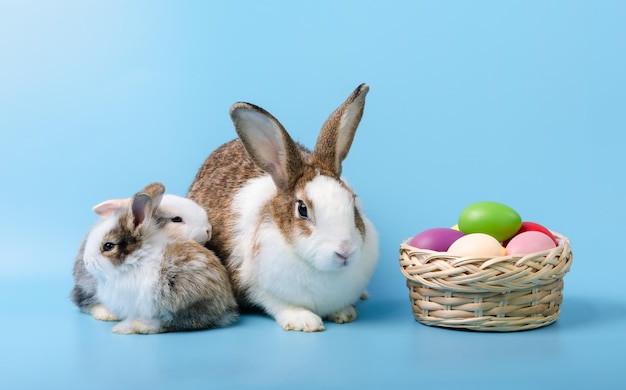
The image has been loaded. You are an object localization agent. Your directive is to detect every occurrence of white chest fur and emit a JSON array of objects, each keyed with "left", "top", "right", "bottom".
[{"left": 95, "top": 234, "right": 168, "bottom": 320}]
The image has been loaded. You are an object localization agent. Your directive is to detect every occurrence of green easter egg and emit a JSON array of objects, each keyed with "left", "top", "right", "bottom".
[{"left": 458, "top": 201, "right": 522, "bottom": 242}]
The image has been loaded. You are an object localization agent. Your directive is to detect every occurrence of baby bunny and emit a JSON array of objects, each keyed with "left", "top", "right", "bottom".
[
  {"left": 75, "top": 183, "right": 238, "bottom": 334},
  {"left": 188, "top": 84, "right": 379, "bottom": 332},
  {"left": 72, "top": 193, "right": 213, "bottom": 321}
]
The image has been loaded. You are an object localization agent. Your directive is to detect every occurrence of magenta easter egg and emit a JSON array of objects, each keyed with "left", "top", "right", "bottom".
[
  {"left": 447, "top": 233, "right": 504, "bottom": 257},
  {"left": 504, "top": 221, "right": 558, "bottom": 246},
  {"left": 505, "top": 231, "right": 557, "bottom": 255},
  {"left": 409, "top": 228, "right": 465, "bottom": 252}
]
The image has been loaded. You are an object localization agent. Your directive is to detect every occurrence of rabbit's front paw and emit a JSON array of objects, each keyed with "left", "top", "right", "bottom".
[
  {"left": 327, "top": 305, "right": 357, "bottom": 324},
  {"left": 90, "top": 304, "right": 120, "bottom": 322},
  {"left": 112, "top": 320, "right": 135, "bottom": 334},
  {"left": 130, "top": 319, "right": 162, "bottom": 334},
  {"left": 276, "top": 308, "right": 325, "bottom": 332},
  {"left": 112, "top": 319, "right": 162, "bottom": 334}
]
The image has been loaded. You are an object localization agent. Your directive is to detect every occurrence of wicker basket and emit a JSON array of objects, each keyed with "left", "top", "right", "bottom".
[{"left": 399, "top": 232, "right": 573, "bottom": 331}]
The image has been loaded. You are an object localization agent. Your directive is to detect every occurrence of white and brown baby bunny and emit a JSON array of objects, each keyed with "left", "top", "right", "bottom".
[
  {"left": 188, "top": 84, "right": 379, "bottom": 332},
  {"left": 72, "top": 191, "right": 215, "bottom": 321},
  {"left": 73, "top": 183, "right": 238, "bottom": 334}
]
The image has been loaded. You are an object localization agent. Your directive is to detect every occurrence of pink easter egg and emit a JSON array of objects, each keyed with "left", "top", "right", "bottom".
[
  {"left": 503, "top": 221, "right": 558, "bottom": 246},
  {"left": 505, "top": 231, "right": 557, "bottom": 255},
  {"left": 409, "top": 228, "right": 465, "bottom": 252}
]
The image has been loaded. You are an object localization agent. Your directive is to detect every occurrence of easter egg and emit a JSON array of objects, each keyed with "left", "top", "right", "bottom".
[
  {"left": 505, "top": 231, "right": 557, "bottom": 255},
  {"left": 447, "top": 233, "right": 504, "bottom": 257},
  {"left": 504, "top": 221, "right": 558, "bottom": 246},
  {"left": 409, "top": 228, "right": 465, "bottom": 252},
  {"left": 458, "top": 201, "right": 522, "bottom": 242}
]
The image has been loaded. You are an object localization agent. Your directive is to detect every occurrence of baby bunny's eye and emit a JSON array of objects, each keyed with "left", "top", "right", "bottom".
[
  {"left": 171, "top": 216, "right": 183, "bottom": 223},
  {"left": 102, "top": 242, "right": 115, "bottom": 252},
  {"left": 296, "top": 200, "right": 308, "bottom": 219}
]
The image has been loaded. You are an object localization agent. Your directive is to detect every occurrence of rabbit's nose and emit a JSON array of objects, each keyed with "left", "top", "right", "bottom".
[
  {"left": 335, "top": 251, "right": 349, "bottom": 260},
  {"left": 206, "top": 227, "right": 212, "bottom": 241},
  {"left": 335, "top": 243, "right": 355, "bottom": 262},
  {"left": 337, "top": 240, "right": 356, "bottom": 258},
  {"left": 334, "top": 250, "right": 353, "bottom": 267}
]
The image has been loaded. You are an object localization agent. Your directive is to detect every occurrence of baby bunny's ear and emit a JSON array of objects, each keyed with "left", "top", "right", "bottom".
[
  {"left": 92, "top": 199, "right": 129, "bottom": 218},
  {"left": 313, "top": 83, "right": 369, "bottom": 177},
  {"left": 129, "top": 193, "right": 154, "bottom": 229},
  {"left": 124, "top": 183, "right": 164, "bottom": 230},
  {"left": 137, "top": 182, "right": 165, "bottom": 213},
  {"left": 230, "top": 103, "right": 303, "bottom": 191}
]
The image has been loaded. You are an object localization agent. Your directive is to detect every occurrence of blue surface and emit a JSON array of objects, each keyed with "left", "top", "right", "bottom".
[{"left": 1, "top": 1, "right": 625, "bottom": 388}]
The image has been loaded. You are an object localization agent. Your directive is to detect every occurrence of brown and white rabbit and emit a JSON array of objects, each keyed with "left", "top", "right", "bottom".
[
  {"left": 188, "top": 84, "right": 379, "bottom": 332},
  {"left": 75, "top": 183, "right": 238, "bottom": 334},
  {"left": 72, "top": 192, "right": 214, "bottom": 321}
]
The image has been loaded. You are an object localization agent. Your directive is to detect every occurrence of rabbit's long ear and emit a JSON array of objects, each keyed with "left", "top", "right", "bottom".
[
  {"left": 313, "top": 84, "right": 369, "bottom": 177},
  {"left": 230, "top": 103, "right": 303, "bottom": 191}
]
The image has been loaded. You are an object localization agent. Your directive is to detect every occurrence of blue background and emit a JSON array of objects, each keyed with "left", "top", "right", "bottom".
[{"left": 1, "top": 1, "right": 624, "bottom": 388}]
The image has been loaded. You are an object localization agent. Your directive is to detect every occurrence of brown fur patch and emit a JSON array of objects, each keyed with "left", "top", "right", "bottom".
[
  {"left": 252, "top": 203, "right": 273, "bottom": 258},
  {"left": 159, "top": 239, "right": 233, "bottom": 309},
  {"left": 188, "top": 139, "right": 264, "bottom": 302},
  {"left": 100, "top": 224, "right": 142, "bottom": 266},
  {"left": 157, "top": 237, "right": 238, "bottom": 330},
  {"left": 137, "top": 183, "right": 165, "bottom": 200},
  {"left": 354, "top": 206, "right": 366, "bottom": 238}
]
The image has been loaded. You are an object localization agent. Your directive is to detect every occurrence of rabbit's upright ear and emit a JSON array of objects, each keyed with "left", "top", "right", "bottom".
[
  {"left": 230, "top": 103, "right": 303, "bottom": 191},
  {"left": 313, "top": 84, "right": 369, "bottom": 177},
  {"left": 129, "top": 193, "right": 154, "bottom": 229},
  {"left": 126, "top": 183, "right": 164, "bottom": 230},
  {"left": 137, "top": 182, "right": 165, "bottom": 213}
]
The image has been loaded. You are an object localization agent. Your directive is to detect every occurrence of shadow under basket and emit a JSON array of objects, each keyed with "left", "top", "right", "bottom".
[{"left": 399, "top": 232, "right": 573, "bottom": 332}]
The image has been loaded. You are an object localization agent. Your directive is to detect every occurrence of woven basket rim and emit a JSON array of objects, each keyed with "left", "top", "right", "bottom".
[{"left": 399, "top": 231, "right": 572, "bottom": 293}]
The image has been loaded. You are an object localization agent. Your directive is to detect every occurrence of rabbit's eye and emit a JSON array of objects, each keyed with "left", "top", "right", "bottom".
[
  {"left": 171, "top": 216, "right": 183, "bottom": 223},
  {"left": 102, "top": 242, "right": 115, "bottom": 252},
  {"left": 296, "top": 200, "right": 308, "bottom": 219}
]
